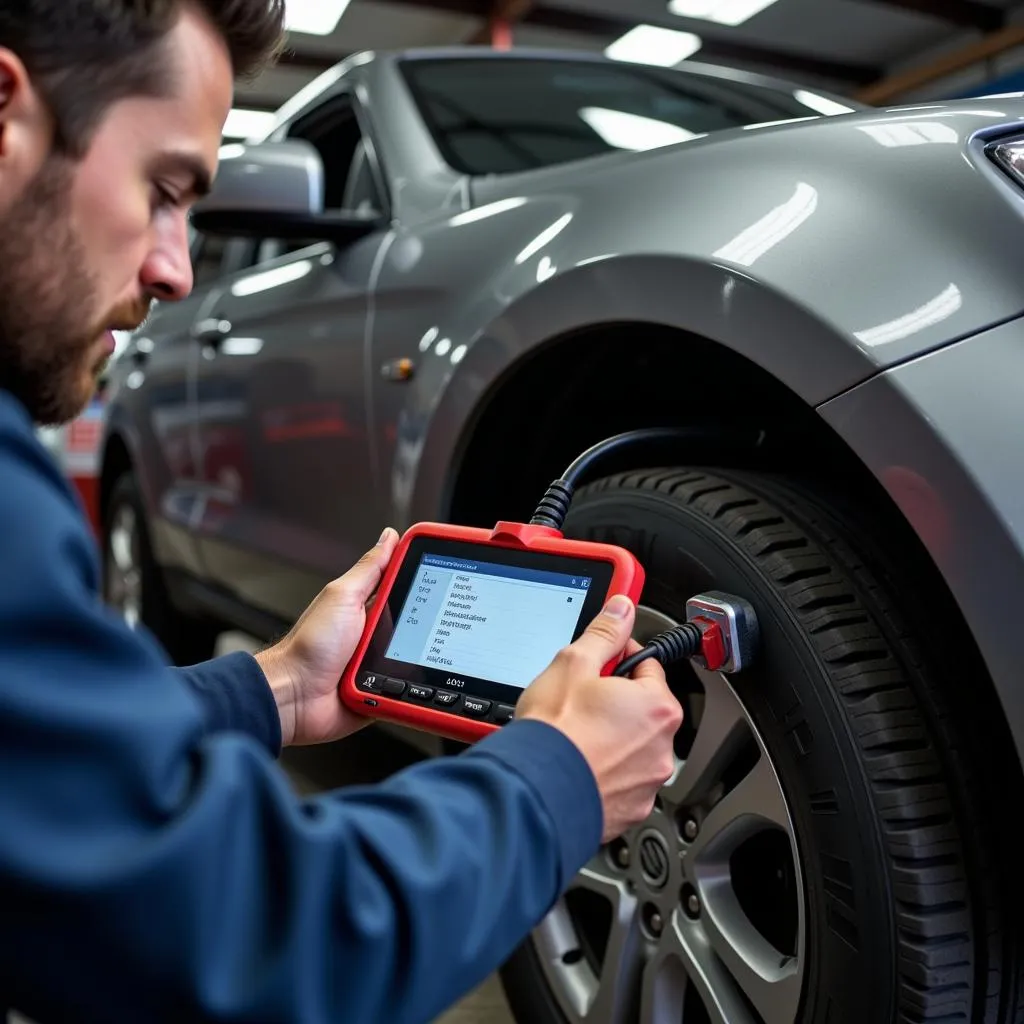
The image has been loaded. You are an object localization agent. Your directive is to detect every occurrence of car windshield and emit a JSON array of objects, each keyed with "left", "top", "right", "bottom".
[{"left": 399, "top": 56, "right": 855, "bottom": 176}]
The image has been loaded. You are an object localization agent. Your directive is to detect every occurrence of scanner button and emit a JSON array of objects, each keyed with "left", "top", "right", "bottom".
[
  {"left": 462, "top": 697, "right": 491, "bottom": 717},
  {"left": 381, "top": 678, "right": 406, "bottom": 697},
  {"left": 407, "top": 683, "right": 434, "bottom": 703},
  {"left": 358, "top": 672, "right": 383, "bottom": 694},
  {"left": 433, "top": 690, "right": 461, "bottom": 708},
  {"left": 363, "top": 698, "right": 379, "bottom": 708},
  {"left": 493, "top": 704, "right": 515, "bottom": 725}
]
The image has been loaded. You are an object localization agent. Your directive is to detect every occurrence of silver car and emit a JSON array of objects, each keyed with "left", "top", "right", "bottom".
[{"left": 99, "top": 46, "right": 1024, "bottom": 1024}]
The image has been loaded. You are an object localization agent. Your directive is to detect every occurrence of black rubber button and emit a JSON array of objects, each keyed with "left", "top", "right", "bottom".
[
  {"left": 462, "top": 697, "right": 491, "bottom": 717},
  {"left": 358, "top": 672, "right": 383, "bottom": 694}
]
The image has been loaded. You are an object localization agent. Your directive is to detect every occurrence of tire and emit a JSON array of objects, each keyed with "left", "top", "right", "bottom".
[
  {"left": 500, "top": 466, "right": 1021, "bottom": 1024},
  {"left": 102, "top": 472, "right": 220, "bottom": 666}
]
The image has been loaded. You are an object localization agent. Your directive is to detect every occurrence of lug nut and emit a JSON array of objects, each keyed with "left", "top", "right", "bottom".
[
  {"left": 682, "top": 818, "right": 699, "bottom": 842},
  {"left": 650, "top": 911, "right": 664, "bottom": 935},
  {"left": 681, "top": 883, "right": 701, "bottom": 920},
  {"left": 616, "top": 845, "right": 630, "bottom": 868}
]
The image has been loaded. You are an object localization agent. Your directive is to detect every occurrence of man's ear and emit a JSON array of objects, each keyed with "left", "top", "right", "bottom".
[{"left": 0, "top": 47, "right": 52, "bottom": 188}]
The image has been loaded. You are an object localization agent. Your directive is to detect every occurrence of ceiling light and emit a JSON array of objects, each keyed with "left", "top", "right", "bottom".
[
  {"left": 284, "top": 0, "right": 351, "bottom": 36},
  {"left": 668, "top": 0, "right": 778, "bottom": 27},
  {"left": 605, "top": 25, "right": 702, "bottom": 66},
  {"left": 580, "top": 108, "right": 699, "bottom": 151},
  {"left": 223, "top": 108, "right": 275, "bottom": 139}
]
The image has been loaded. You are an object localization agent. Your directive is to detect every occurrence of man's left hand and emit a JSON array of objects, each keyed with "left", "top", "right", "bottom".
[{"left": 255, "top": 528, "right": 400, "bottom": 747}]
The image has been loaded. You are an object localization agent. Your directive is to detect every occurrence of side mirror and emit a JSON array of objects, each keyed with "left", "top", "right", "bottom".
[{"left": 190, "top": 139, "right": 385, "bottom": 244}]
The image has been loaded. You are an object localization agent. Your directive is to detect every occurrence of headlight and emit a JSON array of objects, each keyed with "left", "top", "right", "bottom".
[{"left": 988, "top": 137, "right": 1024, "bottom": 185}]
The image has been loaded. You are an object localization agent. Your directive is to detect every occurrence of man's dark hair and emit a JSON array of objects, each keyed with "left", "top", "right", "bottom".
[{"left": 0, "top": 1, "right": 286, "bottom": 156}]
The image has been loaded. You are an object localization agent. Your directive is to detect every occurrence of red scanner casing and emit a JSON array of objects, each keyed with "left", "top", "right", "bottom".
[{"left": 339, "top": 521, "right": 645, "bottom": 744}]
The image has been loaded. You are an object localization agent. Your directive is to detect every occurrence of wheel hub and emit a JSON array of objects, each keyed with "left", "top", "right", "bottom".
[
  {"left": 637, "top": 829, "right": 672, "bottom": 892},
  {"left": 530, "top": 604, "right": 807, "bottom": 1024}
]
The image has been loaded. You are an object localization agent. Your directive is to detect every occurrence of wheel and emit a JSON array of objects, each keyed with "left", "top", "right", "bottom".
[
  {"left": 102, "top": 472, "right": 220, "bottom": 666},
  {"left": 499, "top": 467, "right": 1021, "bottom": 1024}
]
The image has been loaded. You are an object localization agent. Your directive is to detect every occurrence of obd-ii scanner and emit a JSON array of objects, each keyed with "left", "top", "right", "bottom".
[{"left": 340, "top": 430, "right": 760, "bottom": 744}]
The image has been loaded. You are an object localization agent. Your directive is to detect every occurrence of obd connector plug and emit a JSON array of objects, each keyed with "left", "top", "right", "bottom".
[{"left": 612, "top": 591, "right": 759, "bottom": 677}]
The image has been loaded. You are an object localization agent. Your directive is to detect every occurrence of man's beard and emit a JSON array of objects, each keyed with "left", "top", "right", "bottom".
[{"left": 0, "top": 156, "right": 149, "bottom": 426}]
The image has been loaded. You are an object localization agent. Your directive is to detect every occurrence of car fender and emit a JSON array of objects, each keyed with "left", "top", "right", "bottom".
[{"left": 395, "top": 252, "right": 865, "bottom": 527}]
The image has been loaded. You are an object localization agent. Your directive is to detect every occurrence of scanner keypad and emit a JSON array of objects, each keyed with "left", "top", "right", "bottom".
[{"left": 357, "top": 671, "right": 515, "bottom": 726}]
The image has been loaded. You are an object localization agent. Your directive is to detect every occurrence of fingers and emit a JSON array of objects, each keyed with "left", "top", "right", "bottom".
[
  {"left": 629, "top": 649, "right": 668, "bottom": 685},
  {"left": 567, "top": 595, "right": 636, "bottom": 670}
]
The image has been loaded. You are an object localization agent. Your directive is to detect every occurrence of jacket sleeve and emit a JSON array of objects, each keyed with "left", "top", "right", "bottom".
[
  {"left": 0, "top": 421, "right": 604, "bottom": 1024},
  {"left": 173, "top": 653, "right": 284, "bottom": 758}
]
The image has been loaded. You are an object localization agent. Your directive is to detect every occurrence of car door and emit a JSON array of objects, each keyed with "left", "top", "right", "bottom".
[{"left": 190, "top": 91, "right": 392, "bottom": 623}]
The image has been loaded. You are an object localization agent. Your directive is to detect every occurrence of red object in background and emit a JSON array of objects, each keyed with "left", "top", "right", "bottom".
[
  {"left": 491, "top": 19, "right": 512, "bottom": 49},
  {"left": 41, "top": 398, "right": 106, "bottom": 538}
]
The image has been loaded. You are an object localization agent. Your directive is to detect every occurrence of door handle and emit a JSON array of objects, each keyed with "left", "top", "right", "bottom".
[{"left": 192, "top": 318, "right": 232, "bottom": 346}]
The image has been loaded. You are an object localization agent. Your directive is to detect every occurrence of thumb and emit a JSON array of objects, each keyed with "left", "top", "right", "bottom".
[
  {"left": 333, "top": 528, "right": 400, "bottom": 607},
  {"left": 569, "top": 595, "right": 636, "bottom": 668}
]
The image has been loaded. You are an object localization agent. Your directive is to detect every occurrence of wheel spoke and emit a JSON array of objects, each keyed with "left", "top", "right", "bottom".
[
  {"left": 697, "top": 889, "right": 802, "bottom": 1024},
  {"left": 664, "top": 667, "right": 749, "bottom": 809},
  {"left": 637, "top": 937, "right": 687, "bottom": 1024},
  {"left": 685, "top": 749, "right": 801, "bottom": 1024},
  {"left": 579, "top": 864, "right": 644, "bottom": 1023},
  {"left": 661, "top": 914, "right": 760, "bottom": 1024},
  {"left": 533, "top": 856, "right": 641, "bottom": 1024},
  {"left": 688, "top": 748, "right": 790, "bottom": 867}
]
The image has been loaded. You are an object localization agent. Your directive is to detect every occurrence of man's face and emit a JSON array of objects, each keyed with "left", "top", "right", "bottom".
[{"left": 0, "top": 8, "right": 234, "bottom": 424}]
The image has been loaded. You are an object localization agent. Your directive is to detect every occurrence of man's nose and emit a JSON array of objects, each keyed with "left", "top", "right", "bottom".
[{"left": 140, "top": 218, "right": 195, "bottom": 302}]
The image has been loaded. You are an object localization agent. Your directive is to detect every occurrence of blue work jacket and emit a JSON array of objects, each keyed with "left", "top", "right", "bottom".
[{"left": 0, "top": 391, "right": 602, "bottom": 1023}]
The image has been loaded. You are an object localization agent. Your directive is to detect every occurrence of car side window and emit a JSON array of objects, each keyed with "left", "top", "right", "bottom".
[
  {"left": 191, "top": 231, "right": 233, "bottom": 289},
  {"left": 253, "top": 94, "right": 386, "bottom": 266}
]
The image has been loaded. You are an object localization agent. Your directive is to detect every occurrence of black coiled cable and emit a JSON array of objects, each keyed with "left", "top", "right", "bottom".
[
  {"left": 612, "top": 623, "right": 703, "bottom": 677},
  {"left": 530, "top": 427, "right": 759, "bottom": 531}
]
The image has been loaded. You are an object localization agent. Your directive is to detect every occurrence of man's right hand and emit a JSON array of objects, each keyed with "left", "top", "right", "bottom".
[{"left": 517, "top": 595, "right": 683, "bottom": 844}]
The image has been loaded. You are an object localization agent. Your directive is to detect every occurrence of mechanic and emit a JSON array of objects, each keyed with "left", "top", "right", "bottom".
[{"left": 0, "top": 3, "right": 683, "bottom": 1022}]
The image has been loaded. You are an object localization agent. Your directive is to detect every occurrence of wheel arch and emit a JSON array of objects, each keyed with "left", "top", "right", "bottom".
[{"left": 433, "top": 316, "right": 1024, "bottom": 790}]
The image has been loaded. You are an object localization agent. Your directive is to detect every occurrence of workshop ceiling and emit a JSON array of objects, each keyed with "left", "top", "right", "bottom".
[{"left": 228, "top": 0, "right": 1024, "bottom": 136}]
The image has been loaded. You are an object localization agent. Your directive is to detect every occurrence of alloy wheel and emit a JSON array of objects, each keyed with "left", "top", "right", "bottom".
[
  {"left": 530, "top": 606, "right": 806, "bottom": 1024},
  {"left": 106, "top": 502, "right": 143, "bottom": 630}
]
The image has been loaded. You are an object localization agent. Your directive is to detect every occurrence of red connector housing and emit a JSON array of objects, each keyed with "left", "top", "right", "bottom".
[{"left": 692, "top": 617, "right": 728, "bottom": 672}]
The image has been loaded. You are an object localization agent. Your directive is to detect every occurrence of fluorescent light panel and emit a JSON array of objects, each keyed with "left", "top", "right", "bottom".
[
  {"left": 223, "top": 108, "right": 275, "bottom": 139},
  {"left": 284, "top": 0, "right": 351, "bottom": 36},
  {"left": 605, "top": 25, "right": 703, "bottom": 66},
  {"left": 668, "top": 0, "right": 779, "bottom": 26}
]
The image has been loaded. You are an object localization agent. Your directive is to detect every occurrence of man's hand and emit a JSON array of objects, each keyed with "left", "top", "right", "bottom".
[
  {"left": 517, "top": 595, "right": 683, "bottom": 844},
  {"left": 255, "top": 528, "right": 400, "bottom": 747}
]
